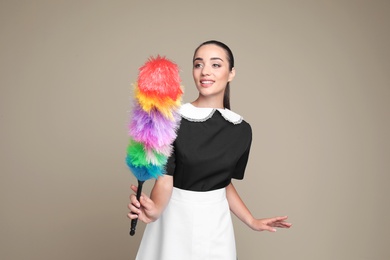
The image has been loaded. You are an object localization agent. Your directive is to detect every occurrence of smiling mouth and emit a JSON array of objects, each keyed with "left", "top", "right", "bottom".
[{"left": 200, "top": 80, "right": 214, "bottom": 85}]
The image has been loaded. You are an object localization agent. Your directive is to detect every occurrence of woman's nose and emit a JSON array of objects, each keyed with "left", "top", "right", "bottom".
[{"left": 201, "top": 66, "right": 211, "bottom": 76}]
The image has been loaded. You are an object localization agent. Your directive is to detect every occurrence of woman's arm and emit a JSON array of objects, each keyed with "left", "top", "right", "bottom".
[
  {"left": 226, "top": 182, "right": 292, "bottom": 232},
  {"left": 128, "top": 174, "right": 173, "bottom": 223}
]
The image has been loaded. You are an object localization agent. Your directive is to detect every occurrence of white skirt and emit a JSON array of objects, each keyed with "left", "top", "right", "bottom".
[{"left": 136, "top": 187, "right": 237, "bottom": 260}]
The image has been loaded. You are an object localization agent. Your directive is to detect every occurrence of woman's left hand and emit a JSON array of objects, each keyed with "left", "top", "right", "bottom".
[{"left": 249, "top": 216, "right": 292, "bottom": 232}]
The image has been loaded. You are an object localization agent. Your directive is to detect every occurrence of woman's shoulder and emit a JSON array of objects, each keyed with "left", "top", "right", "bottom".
[{"left": 224, "top": 108, "right": 252, "bottom": 136}]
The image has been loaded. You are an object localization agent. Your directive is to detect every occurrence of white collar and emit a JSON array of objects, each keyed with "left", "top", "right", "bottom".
[{"left": 179, "top": 103, "right": 243, "bottom": 125}]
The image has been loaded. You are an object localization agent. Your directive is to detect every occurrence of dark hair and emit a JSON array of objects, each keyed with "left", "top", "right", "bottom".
[{"left": 193, "top": 40, "right": 235, "bottom": 109}]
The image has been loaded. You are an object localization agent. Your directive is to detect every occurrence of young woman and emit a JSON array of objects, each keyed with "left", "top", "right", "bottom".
[{"left": 128, "top": 40, "right": 292, "bottom": 259}]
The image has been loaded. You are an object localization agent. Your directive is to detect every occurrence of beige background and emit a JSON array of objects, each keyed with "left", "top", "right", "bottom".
[{"left": 1, "top": 1, "right": 389, "bottom": 259}]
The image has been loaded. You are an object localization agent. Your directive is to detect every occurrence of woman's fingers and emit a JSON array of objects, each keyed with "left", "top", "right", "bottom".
[
  {"left": 267, "top": 216, "right": 292, "bottom": 229},
  {"left": 263, "top": 225, "right": 277, "bottom": 232},
  {"left": 131, "top": 185, "right": 146, "bottom": 197},
  {"left": 272, "top": 216, "right": 288, "bottom": 222},
  {"left": 128, "top": 186, "right": 143, "bottom": 220},
  {"left": 272, "top": 222, "right": 292, "bottom": 228},
  {"left": 128, "top": 199, "right": 141, "bottom": 213},
  {"left": 130, "top": 184, "right": 138, "bottom": 192},
  {"left": 250, "top": 216, "right": 292, "bottom": 232},
  {"left": 129, "top": 193, "right": 140, "bottom": 208},
  {"left": 127, "top": 211, "right": 139, "bottom": 220}
]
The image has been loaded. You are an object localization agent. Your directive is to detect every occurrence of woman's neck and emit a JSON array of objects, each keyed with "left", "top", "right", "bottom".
[{"left": 191, "top": 96, "right": 224, "bottom": 109}]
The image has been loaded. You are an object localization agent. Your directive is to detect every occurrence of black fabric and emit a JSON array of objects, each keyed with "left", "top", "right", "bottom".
[{"left": 166, "top": 110, "right": 252, "bottom": 191}]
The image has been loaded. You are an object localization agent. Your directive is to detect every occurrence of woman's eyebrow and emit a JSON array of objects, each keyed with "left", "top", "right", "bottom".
[{"left": 193, "top": 57, "right": 224, "bottom": 62}]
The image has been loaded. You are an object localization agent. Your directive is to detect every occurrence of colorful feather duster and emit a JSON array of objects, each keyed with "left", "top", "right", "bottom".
[{"left": 126, "top": 56, "right": 182, "bottom": 236}]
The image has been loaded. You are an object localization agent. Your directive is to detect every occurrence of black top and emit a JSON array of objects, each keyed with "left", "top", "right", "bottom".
[{"left": 166, "top": 105, "right": 252, "bottom": 191}]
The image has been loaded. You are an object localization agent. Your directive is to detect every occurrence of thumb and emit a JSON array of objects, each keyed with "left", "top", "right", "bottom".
[{"left": 264, "top": 226, "right": 277, "bottom": 232}]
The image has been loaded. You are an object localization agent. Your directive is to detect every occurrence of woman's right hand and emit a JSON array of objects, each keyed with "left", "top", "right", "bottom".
[
  {"left": 127, "top": 175, "right": 174, "bottom": 224},
  {"left": 127, "top": 185, "right": 158, "bottom": 224}
]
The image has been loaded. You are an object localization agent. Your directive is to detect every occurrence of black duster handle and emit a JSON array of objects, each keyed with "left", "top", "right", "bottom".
[{"left": 130, "top": 180, "right": 145, "bottom": 236}]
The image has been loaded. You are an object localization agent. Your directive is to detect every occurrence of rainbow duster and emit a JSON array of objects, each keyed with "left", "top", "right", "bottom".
[{"left": 126, "top": 56, "right": 182, "bottom": 236}]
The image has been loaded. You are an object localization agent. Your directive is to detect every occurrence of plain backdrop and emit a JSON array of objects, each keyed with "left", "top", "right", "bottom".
[{"left": 1, "top": 1, "right": 389, "bottom": 259}]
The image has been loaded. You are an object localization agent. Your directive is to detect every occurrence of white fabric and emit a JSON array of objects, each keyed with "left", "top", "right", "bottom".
[
  {"left": 180, "top": 103, "right": 243, "bottom": 125},
  {"left": 136, "top": 187, "right": 237, "bottom": 260}
]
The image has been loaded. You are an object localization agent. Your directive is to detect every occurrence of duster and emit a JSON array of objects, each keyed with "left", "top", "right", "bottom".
[{"left": 126, "top": 56, "right": 183, "bottom": 236}]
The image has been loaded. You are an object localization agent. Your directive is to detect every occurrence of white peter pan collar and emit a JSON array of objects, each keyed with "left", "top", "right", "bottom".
[{"left": 179, "top": 103, "right": 243, "bottom": 125}]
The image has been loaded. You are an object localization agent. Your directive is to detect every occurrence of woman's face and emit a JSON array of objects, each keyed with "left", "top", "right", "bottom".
[{"left": 192, "top": 44, "right": 235, "bottom": 100}]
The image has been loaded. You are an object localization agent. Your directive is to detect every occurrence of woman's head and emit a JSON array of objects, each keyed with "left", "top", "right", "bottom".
[{"left": 192, "top": 40, "right": 235, "bottom": 109}]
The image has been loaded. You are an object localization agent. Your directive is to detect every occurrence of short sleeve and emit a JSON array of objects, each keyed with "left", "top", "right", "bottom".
[
  {"left": 232, "top": 123, "right": 252, "bottom": 180},
  {"left": 232, "top": 144, "right": 251, "bottom": 179},
  {"left": 165, "top": 145, "right": 176, "bottom": 176}
]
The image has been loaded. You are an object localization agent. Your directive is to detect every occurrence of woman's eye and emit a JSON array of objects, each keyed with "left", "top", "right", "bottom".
[
  {"left": 194, "top": 63, "right": 203, "bottom": 68},
  {"left": 212, "top": 63, "right": 221, "bottom": 68}
]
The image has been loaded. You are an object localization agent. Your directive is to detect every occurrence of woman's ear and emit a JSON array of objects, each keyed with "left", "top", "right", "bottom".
[{"left": 228, "top": 67, "right": 236, "bottom": 82}]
